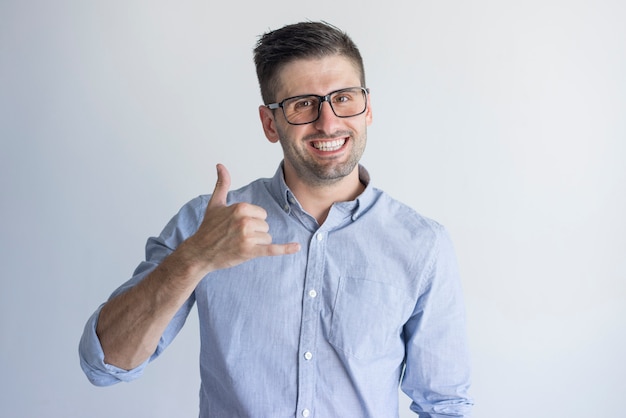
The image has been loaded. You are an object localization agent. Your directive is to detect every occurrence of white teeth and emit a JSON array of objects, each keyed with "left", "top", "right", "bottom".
[{"left": 312, "top": 138, "right": 346, "bottom": 151}]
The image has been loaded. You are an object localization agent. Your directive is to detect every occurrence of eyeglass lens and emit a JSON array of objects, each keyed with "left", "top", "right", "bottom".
[{"left": 283, "top": 88, "right": 366, "bottom": 125}]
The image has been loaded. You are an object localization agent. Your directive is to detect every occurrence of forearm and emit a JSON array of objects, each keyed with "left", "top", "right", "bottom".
[
  {"left": 93, "top": 165, "right": 299, "bottom": 371},
  {"left": 96, "top": 240, "right": 208, "bottom": 370}
]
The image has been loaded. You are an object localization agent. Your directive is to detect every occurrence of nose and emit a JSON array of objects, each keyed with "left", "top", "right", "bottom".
[{"left": 313, "top": 100, "right": 339, "bottom": 132}]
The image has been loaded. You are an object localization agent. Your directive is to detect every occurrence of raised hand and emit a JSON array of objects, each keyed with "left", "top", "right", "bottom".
[{"left": 183, "top": 164, "right": 301, "bottom": 273}]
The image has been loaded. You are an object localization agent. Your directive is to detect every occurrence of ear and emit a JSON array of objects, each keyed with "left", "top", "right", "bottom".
[
  {"left": 259, "top": 105, "right": 280, "bottom": 143},
  {"left": 365, "top": 90, "right": 373, "bottom": 126}
]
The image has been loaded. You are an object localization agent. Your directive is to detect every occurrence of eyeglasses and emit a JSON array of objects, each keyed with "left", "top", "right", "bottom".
[{"left": 266, "top": 87, "right": 369, "bottom": 125}]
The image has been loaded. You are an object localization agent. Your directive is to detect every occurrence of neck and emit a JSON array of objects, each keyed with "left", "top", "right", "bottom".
[{"left": 283, "top": 165, "right": 364, "bottom": 225}]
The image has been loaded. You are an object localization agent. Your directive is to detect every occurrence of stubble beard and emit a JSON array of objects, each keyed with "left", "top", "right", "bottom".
[{"left": 277, "top": 128, "right": 367, "bottom": 187}]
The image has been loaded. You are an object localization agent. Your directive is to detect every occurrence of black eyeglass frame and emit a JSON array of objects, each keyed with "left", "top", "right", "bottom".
[{"left": 266, "top": 87, "right": 370, "bottom": 126}]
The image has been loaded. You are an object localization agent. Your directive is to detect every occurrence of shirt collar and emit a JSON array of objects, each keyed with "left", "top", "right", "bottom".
[{"left": 268, "top": 161, "right": 376, "bottom": 223}]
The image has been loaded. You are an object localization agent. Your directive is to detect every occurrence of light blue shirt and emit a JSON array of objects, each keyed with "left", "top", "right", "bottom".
[{"left": 79, "top": 164, "right": 473, "bottom": 417}]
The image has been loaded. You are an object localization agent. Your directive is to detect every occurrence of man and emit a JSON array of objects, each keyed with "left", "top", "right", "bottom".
[{"left": 80, "top": 21, "right": 473, "bottom": 417}]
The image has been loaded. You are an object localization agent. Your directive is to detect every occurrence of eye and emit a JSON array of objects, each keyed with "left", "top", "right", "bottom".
[
  {"left": 293, "top": 98, "right": 315, "bottom": 110},
  {"left": 333, "top": 91, "right": 356, "bottom": 104}
]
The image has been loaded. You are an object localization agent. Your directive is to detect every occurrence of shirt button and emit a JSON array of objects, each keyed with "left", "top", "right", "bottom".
[
  {"left": 316, "top": 233, "right": 323, "bottom": 241},
  {"left": 302, "top": 409, "right": 310, "bottom": 417},
  {"left": 308, "top": 289, "right": 317, "bottom": 298},
  {"left": 304, "top": 351, "right": 313, "bottom": 360}
]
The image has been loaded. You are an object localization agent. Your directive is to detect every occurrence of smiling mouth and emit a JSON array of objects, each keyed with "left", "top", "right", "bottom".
[{"left": 311, "top": 138, "right": 346, "bottom": 152}]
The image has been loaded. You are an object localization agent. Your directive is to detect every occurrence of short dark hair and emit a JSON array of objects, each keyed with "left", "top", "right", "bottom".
[{"left": 253, "top": 21, "right": 365, "bottom": 104}]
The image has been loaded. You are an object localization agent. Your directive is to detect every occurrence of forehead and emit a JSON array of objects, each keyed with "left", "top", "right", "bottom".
[{"left": 275, "top": 55, "right": 362, "bottom": 99}]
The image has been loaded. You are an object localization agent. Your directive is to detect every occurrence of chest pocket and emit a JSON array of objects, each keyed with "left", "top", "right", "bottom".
[{"left": 328, "top": 276, "right": 414, "bottom": 360}]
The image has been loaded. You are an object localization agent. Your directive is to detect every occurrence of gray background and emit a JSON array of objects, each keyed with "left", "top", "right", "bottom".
[{"left": 1, "top": 1, "right": 624, "bottom": 417}]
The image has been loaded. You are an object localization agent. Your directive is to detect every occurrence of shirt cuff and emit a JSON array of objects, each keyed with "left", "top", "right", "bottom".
[{"left": 78, "top": 306, "right": 149, "bottom": 386}]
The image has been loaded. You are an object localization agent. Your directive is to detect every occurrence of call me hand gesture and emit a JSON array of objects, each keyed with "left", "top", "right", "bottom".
[{"left": 184, "top": 164, "right": 301, "bottom": 274}]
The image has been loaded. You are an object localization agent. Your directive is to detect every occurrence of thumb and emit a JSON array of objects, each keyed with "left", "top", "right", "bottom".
[{"left": 207, "top": 163, "right": 231, "bottom": 208}]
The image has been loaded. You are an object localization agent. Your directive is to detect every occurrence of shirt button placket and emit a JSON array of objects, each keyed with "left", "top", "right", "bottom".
[{"left": 296, "top": 230, "right": 326, "bottom": 418}]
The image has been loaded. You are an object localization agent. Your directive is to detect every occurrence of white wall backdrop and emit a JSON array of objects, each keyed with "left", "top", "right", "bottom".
[{"left": 1, "top": 1, "right": 624, "bottom": 417}]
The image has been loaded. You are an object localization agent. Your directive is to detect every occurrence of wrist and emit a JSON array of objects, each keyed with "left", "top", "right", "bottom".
[{"left": 168, "top": 237, "right": 216, "bottom": 281}]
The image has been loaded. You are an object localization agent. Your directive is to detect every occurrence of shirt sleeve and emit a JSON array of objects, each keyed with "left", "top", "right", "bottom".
[
  {"left": 78, "top": 304, "right": 151, "bottom": 386},
  {"left": 401, "top": 225, "right": 474, "bottom": 417},
  {"left": 78, "top": 196, "right": 206, "bottom": 386}
]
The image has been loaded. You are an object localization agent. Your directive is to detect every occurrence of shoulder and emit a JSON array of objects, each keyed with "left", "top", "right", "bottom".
[
  {"left": 370, "top": 187, "right": 446, "bottom": 238},
  {"left": 193, "top": 177, "right": 272, "bottom": 212},
  {"left": 196, "top": 176, "right": 273, "bottom": 206}
]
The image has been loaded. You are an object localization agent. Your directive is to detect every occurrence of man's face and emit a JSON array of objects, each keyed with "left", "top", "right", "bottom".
[{"left": 262, "top": 55, "right": 373, "bottom": 188}]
